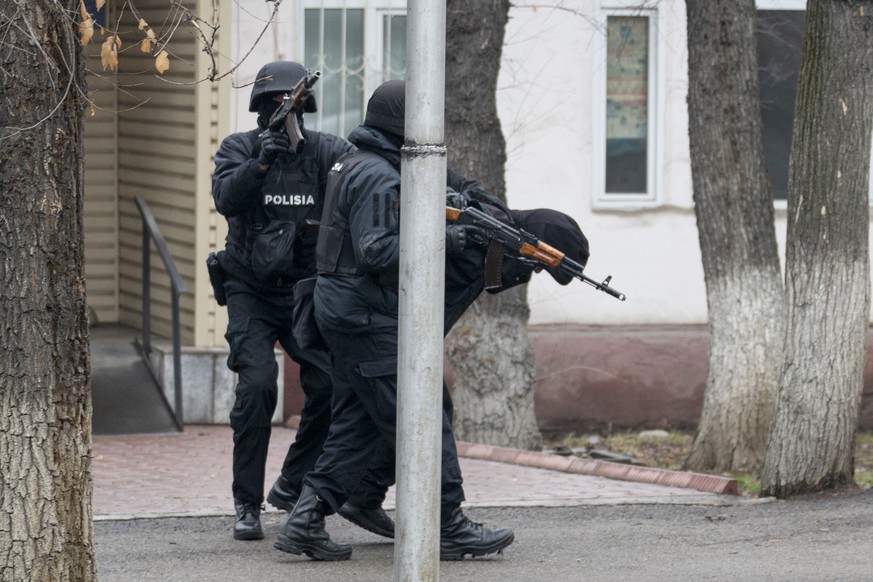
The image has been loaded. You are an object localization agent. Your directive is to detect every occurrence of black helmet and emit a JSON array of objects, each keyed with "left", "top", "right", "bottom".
[
  {"left": 364, "top": 80, "right": 405, "bottom": 137},
  {"left": 249, "top": 61, "right": 318, "bottom": 113}
]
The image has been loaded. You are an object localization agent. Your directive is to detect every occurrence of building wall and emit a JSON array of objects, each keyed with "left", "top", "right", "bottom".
[
  {"left": 83, "top": 38, "right": 120, "bottom": 325},
  {"left": 527, "top": 325, "right": 873, "bottom": 433},
  {"left": 113, "top": 0, "right": 199, "bottom": 342},
  {"left": 499, "top": 1, "right": 707, "bottom": 326},
  {"left": 497, "top": 1, "right": 869, "bottom": 330},
  {"left": 194, "top": 0, "right": 233, "bottom": 348},
  {"left": 81, "top": 0, "right": 231, "bottom": 349}
]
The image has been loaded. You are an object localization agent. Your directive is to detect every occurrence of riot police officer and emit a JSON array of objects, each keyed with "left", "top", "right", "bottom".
[
  {"left": 273, "top": 80, "right": 532, "bottom": 561},
  {"left": 211, "top": 61, "right": 393, "bottom": 541}
]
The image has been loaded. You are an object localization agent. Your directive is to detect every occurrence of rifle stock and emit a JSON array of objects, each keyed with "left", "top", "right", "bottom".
[{"left": 445, "top": 205, "right": 627, "bottom": 301}]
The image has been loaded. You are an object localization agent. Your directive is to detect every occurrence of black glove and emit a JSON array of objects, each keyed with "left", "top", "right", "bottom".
[
  {"left": 257, "top": 129, "right": 292, "bottom": 166},
  {"left": 446, "top": 187, "right": 467, "bottom": 210},
  {"left": 446, "top": 225, "right": 488, "bottom": 255}
]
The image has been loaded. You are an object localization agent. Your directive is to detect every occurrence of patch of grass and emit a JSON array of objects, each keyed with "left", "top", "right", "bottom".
[
  {"left": 854, "top": 469, "right": 873, "bottom": 490},
  {"left": 732, "top": 473, "right": 761, "bottom": 497},
  {"left": 601, "top": 431, "right": 692, "bottom": 471},
  {"left": 544, "top": 429, "right": 873, "bottom": 497},
  {"left": 854, "top": 432, "right": 873, "bottom": 490}
]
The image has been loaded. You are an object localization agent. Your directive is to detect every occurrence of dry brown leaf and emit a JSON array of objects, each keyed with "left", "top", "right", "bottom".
[
  {"left": 138, "top": 18, "right": 148, "bottom": 31},
  {"left": 140, "top": 39, "right": 153, "bottom": 53},
  {"left": 146, "top": 28, "right": 156, "bottom": 41},
  {"left": 155, "top": 50, "right": 170, "bottom": 75},
  {"left": 79, "top": 17, "right": 94, "bottom": 47},
  {"left": 96, "top": 0, "right": 105, "bottom": 10},
  {"left": 78, "top": 0, "right": 92, "bottom": 46},
  {"left": 101, "top": 36, "right": 120, "bottom": 72}
]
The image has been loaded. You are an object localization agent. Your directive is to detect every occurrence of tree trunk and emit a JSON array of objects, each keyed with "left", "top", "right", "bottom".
[
  {"left": 444, "top": 0, "right": 542, "bottom": 450},
  {"left": 761, "top": 0, "right": 873, "bottom": 498},
  {"left": 684, "top": 0, "right": 785, "bottom": 473},
  {"left": 0, "top": 3, "right": 96, "bottom": 580}
]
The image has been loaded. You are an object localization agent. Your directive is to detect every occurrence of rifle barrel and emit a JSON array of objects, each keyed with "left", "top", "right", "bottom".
[
  {"left": 578, "top": 273, "right": 626, "bottom": 301},
  {"left": 306, "top": 71, "right": 321, "bottom": 87}
]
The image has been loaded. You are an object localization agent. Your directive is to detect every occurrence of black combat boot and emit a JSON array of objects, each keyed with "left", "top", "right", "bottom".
[
  {"left": 233, "top": 499, "right": 264, "bottom": 541},
  {"left": 439, "top": 506, "right": 514, "bottom": 560},
  {"left": 337, "top": 502, "right": 395, "bottom": 538},
  {"left": 267, "top": 474, "right": 300, "bottom": 511},
  {"left": 274, "top": 485, "right": 352, "bottom": 561}
]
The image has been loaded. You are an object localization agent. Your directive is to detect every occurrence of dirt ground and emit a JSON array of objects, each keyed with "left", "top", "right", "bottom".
[{"left": 543, "top": 429, "right": 873, "bottom": 497}]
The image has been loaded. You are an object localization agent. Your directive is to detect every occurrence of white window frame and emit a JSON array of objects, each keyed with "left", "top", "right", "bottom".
[
  {"left": 756, "top": 0, "right": 805, "bottom": 9},
  {"left": 756, "top": 0, "right": 872, "bottom": 205},
  {"left": 378, "top": 10, "right": 407, "bottom": 82},
  {"left": 592, "top": 1, "right": 666, "bottom": 210},
  {"left": 299, "top": 0, "right": 406, "bottom": 134}
]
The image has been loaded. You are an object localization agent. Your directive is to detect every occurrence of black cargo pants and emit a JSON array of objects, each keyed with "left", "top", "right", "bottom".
[
  {"left": 224, "top": 277, "right": 333, "bottom": 505},
  {"left": 303, "top": 311, "right": 466, "bottom": 513}
]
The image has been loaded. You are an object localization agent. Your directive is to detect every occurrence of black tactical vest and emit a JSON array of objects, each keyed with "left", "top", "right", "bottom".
[
  {"left": 316, "top": 151, "right": 382, "bottom": 275},
  {"left": 244, "top": 133, "right": 322, "bottom": 284}
]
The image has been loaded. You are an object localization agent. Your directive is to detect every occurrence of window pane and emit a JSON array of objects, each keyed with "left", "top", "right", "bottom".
[
  {"left": 304, "top": 9, "right": 365, "bottom": 136},
  {"left": 343, "top": 10, "right": 365, "bottom": 132},
  {"left": 383, "top": 14, "right": 407, "bottom": 80},
  {"left": 605, "top": 16, "right": 649, "bottom": 194},
  {"left": 83, "top": 0, "right": 107, "bottom": 27},
  {"left": 756, "top": 10, "right": 804, "bottom": 200}
]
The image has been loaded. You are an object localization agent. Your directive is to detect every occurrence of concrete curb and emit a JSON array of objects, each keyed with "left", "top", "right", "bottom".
[
  {"left": 456, "top": 441, "right": 740, "bottom": 496},
  {"left": 94, "top": 494, "right": 764, "bottom": 522},
  {"left": 285, "top": 416, "right": 739, "bottom": 496}
]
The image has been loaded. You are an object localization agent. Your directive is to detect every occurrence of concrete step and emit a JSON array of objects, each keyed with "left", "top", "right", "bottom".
[{"left": 90, "top": 324, "right": 179, "bottom": 435}]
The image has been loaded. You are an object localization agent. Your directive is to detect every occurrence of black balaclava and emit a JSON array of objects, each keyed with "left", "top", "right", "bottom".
[
  {"left": 364, "top": 80, "right": 406, "bottom": 140},
  {"left": 511, "top": 209, "right": 590, "bottom": 285},
  {"left": 257, "top": 98, "right": 282, "bottom": 130},
  {"left": 257, "top": 100, "right": 305, "bottom": 133}
]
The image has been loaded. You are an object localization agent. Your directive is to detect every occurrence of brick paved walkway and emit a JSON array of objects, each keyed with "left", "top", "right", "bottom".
[{"left": 92, "top": 425, "right": 736, "bottom": 520}]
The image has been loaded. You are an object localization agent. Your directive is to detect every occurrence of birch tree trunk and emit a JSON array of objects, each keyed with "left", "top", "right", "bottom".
[
  {"left": 444, "top": 0, "right": 542, "bottom": 450},
  {"left": 0, "top": 2, "right": 96, "bottom": 579},
  {"left": 761, "top": 0, "right": 873, "bottom": 498},
  {"left": 684, "top": 0, "right": 785, "bottom": 473}
]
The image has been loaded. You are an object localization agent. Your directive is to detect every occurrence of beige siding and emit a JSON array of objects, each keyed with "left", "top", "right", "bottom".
[
  {"left": 83, "top": 42, "right": 119, "bottom": 324},
  {"left": 115, "top": 0, "right": 199, "bottom": 342},
  {"left": 195, "top": 77, "right": 229, "bottom": 348},
  {"left": 195, "top": 0, "right": 232, "bottom": 348},
  {"left": 82, "top": 0, "right": 232, "bottom": 347}
]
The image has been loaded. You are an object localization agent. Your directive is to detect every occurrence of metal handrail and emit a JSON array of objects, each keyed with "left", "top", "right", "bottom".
[{"left": 135, "top": 195, "right": 186, "bottom": 431}]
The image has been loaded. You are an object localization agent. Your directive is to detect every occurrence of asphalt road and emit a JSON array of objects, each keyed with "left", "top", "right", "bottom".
[{"left": 95, "top": 489, "right": 873, "bottom": 581}]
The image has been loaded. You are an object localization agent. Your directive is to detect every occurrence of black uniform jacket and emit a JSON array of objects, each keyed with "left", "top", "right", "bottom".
[{"left": 313, "top": 125, "right": 534, "bottom": 336}]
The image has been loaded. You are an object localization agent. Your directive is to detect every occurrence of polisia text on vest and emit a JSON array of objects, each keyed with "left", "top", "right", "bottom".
[{"left": 263, "top": 194, "right": 316, "bottom": 206}]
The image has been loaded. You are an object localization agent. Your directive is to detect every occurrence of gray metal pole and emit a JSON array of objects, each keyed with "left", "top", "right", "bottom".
[{"left": 395, "top": 0, "right": 447, "bottom": 580}]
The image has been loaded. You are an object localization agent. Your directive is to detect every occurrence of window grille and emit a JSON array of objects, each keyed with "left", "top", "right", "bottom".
[{"left": 303, "top": 2, "right": 407, "bottom": 137}]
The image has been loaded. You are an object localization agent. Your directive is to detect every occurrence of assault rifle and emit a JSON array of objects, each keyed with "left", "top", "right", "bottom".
[
  {"left": 446, "top": 205, "right": 627, "bottom": 301},
  {"left": 268, "top": 69, "right": 321, "bottom": 153}
]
